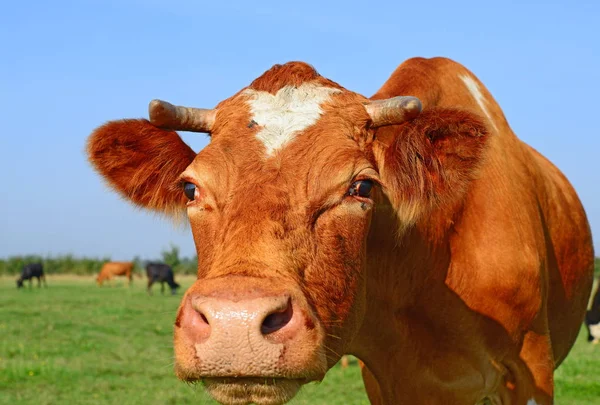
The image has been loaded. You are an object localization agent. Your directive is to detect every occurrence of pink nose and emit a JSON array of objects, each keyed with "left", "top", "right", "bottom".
[
  {"left": 188, "top": 293, "right": 300, "bottom": 345},
  {"left": 176, "top": 280, "right": 318, "bottom": 377}
]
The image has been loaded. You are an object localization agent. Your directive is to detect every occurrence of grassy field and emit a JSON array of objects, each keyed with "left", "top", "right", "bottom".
[{"left": 0, "top": 276, "right": 598, "bottom": 405}]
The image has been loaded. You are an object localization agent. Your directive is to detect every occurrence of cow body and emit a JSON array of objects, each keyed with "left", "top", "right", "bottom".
[
  {"left": 585, "top": 283, "right": 600, "bottom": 343},
  {"left": 96, "top": 262, "right": 134, "bottom": 286},
  {"left": 16, "top": 263, "right": 46, "bottom": 288},
  {"left": 87, "top": 57, "right": 594, "bottom": 405},
  {"left": 352, "top": 58, "right": 594, "bottom": 405},
  {"left": 146, "top": 262, "right": 180, "bottom": 295}
]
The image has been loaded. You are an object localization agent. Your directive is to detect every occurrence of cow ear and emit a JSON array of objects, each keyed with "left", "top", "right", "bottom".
[
  {"left": 87, "top": 119, "right": 197, "bottom": 217},
  {"left": 379, "top": 108, "right": 489, "bottom": 225}
]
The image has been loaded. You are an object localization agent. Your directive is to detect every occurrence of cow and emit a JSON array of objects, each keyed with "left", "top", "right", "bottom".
[
  {"left": 585, "top": 283, "right": 600, "bottom": 343},
  {"left": 146, "top": 262, "right": 181, "bottom": 295},
  {"left": 96, "top": 261, "right": 134, "bottom": 286},
  {"left": 16, "top": 263, "right": 46, "bottom": 288},
  {"left": 87, "top": 57, "right": 594, "bottom": 405}
]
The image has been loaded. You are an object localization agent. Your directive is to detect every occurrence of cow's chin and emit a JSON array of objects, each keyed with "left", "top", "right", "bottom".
[{"left": 202, "top": 377, "right": 303, "bottom": 405}]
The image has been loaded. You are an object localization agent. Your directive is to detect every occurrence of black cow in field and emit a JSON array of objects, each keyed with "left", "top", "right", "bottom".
[
  {"left": 146, "top": 262, "right": 180, "bottom": 295},
  {"left": 585, "top": 283, "right": 600, "bottom": 344},
  {"left": 16, "top": 263, "right": 47, "bottom": 289}
]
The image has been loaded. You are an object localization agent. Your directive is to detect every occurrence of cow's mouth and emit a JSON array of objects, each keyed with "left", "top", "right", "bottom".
[{"left": 202, "top": 377, "right": 304, "bottom": 405}]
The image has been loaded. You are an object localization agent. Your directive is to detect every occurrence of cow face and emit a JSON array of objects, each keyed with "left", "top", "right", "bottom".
[
  {"left": 588, "top": 322, "right": 600, "bottom": 343},
  {"left": 170, "top": 283, "right": 180, "bottom": 295},
  {"left": 586, "top": 312, "right": 600, "bottom": 344},
  {"left": 88, "top": 62, "right": 488, "bottom": 405}
]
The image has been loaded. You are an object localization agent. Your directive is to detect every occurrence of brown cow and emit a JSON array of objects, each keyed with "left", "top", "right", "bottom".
[
  {"left": 96, "top": 262, "right": 134, "bottom": 286},
  {"left": 87, "top": 57, "right": 594, "bottom": 405}
]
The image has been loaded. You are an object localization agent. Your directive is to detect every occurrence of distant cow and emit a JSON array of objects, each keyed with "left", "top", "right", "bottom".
[
  {"left": 146, "top": 262, "right": 180, "bottom": 295},
  {"left": 585, "top": 283, "right": 600, "bottom": 343},
  {"left": 16, "top": 263, "right": 46, "bottom": 288},
  {"left": 96, "top": 262, "right": 134, "bottom": 286}
]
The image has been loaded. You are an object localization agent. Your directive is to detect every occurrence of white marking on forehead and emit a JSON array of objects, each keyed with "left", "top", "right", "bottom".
[
  {"left": 242, "top": 82, "right": 342, "bottom": 156},
  {"left": 459, "top": 74, "right": 498, "bottom": 132},
  {"left": 590, "top": 322, "right": 600, "bottom": 342},
  {"left": 526, "top": 399, "right": 540, "bottom": 405}
]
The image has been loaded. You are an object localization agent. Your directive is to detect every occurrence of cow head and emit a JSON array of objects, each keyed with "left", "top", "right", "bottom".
[
  {"left": 170, "top": 282, "right": 181, "bottom": 295},
  {"left": 96, "top": 273, "right": 108, "bottom": 286},
  {"left": 87, "top": 62, "right": 488, "bottom": 405},
  {"left": 586, "top": 311, "right": 600, "bottom": 344}
]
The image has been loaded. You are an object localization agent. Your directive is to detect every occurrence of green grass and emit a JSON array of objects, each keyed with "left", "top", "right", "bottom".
[
  {"left": 0, "top": 276, "right": 367, "bottom": 405},
  {"left": 0, "top": 276, "right": 598, "bottom": 404}
]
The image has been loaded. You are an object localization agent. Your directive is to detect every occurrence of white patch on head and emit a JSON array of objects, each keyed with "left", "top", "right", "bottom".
[
  {"left": 526, "top": 399, "right": 540, "bottom": 405},
  {"left": 459, "top": 74, "right": 498, "bottom": 132},
  {"left": 590, "top": 322, "right": 600, "bottom": 342},
  {"left": 242, "top": 83, "right": 342, "bottom": 156}
]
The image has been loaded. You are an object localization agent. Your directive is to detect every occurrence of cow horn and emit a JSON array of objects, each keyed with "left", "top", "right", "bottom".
[
  {"left": 148, "top": 99, "right": 216, "bottom": 133},
  {"left": 364, "top": 96, "right": 422, "bottom": 127}
]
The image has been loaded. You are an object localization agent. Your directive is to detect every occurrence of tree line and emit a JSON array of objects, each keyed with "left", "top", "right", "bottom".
[
  {"left": 0, "top": 245, "right": 198, "bottom": 276},
  {"left": 1, "top": 249, "right": 598, "bottom": 277}
]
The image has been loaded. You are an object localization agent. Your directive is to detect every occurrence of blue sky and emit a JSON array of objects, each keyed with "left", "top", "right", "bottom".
[{"left": 1, "top": 0, "right": 598, "bottom": 260}]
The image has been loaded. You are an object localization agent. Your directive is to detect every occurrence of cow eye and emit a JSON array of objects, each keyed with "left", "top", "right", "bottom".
[
  {"left": 183, "top": 182, "right": 197, "bottom": 201},
  {"left": 348, "top": 180, "right": 373, "bottom": 198}
]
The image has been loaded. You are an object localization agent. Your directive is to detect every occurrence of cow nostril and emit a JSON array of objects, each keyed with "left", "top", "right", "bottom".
[
  {"left": 199, "top": 312, "right": 209, "bottom": 325},
  {"left": 191, "top": 298, "right": 210, "bottom": 326},
  {"left": 261, "top": 299, "right": 293, "bottom": 335}
]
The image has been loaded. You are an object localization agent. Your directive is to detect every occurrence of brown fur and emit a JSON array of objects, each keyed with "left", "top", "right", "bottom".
[
  {"left": 87, "top": 58, "right": 594, "bottom": 405},
  {"left": 87, "top": 119, "right": 196, "bottom": 218},
  {"left": 247, "top": 62, "right": 343, "bottom": 94}
]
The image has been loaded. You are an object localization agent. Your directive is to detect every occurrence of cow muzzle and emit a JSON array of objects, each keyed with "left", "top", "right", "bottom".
[{"left": 173, "top": 277, "right": 327, "bottom": 405}]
